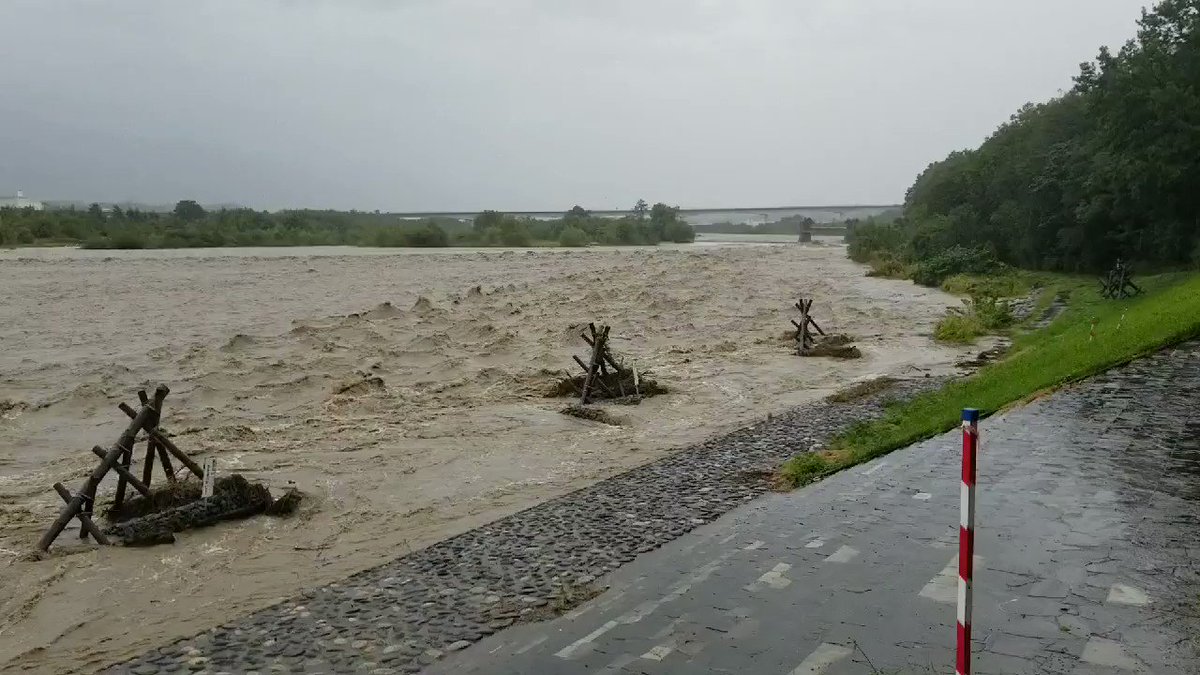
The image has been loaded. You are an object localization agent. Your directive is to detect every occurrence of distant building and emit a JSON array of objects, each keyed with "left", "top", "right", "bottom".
[{"left": 0, "top": 190, "right": 45, "bottom": 210}]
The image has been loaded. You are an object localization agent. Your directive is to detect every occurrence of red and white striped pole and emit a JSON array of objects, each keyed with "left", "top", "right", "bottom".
[{"left": 957, "top": 408, "right": 980, "bottom": 675}]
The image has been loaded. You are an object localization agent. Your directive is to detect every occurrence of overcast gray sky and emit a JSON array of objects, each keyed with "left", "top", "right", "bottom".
[{"left": 0, "top": 0, "right": 1149, "bottom": 211}]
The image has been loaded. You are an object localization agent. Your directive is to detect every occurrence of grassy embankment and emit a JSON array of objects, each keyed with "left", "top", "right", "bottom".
[{"left": 780, "top": 270, "right": 1200, "bottom": 487}]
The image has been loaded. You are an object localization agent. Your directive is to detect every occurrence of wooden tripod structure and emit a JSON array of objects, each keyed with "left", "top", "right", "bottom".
[
  {"left": 1100, "top": 258, "right": 1142, "bottom": 299},
  {"left": 791, "top": 299, "right": 826, "bottom": 351},
  {"left": 572, "top": 323, "right": 626, "bottom": 404},
  {"left": 37, "top": 384, "right": 205, "bottom": 552}
]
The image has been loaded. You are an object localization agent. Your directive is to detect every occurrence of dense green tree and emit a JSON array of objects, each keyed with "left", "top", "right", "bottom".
[
  {"left": 558, "top": 225, "right": 588, "bottom": 247},
  {"left": 1, "top": 200, "right": 703, "bottom": 250},
  {"left": 173, "top": 199, "right": 207, "bottom": 222},
  {"left": 564, "top": 205, "right": 591, "bottom": 221},
  {"left": 473, "top": 209, "right": 504, "bottom": 232},
  {"left": 497, "top": 217, "right": 531, "bottom": 246},
  {"left": 860, "top": 0, "right": 1200, "bottom": 276},
  {"left": 632, "top": 199, "right": 649, "bottom": 222}
]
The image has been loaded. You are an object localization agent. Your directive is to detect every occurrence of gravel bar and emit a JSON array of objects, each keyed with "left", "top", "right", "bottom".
[{"left": 108, "top": 378, "right": 941, "bottom": 674}]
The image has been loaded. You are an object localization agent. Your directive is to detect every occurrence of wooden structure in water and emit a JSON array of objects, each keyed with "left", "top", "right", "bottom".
[
  {"left": 36, "top": 384, "right": 205, "bottom": 552},
  {"left": 798, "top": 220, "right": 813, "bottom": 243},
  {"left": 791, "top": 298, "right": 825, "bottom": 352},
  {"left": 573, "top": 323, "right": 624, "bottom": 404}
]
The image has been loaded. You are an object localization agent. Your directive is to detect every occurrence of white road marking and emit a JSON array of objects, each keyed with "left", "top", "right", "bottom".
[
  {"left": 862, "top": 461, "right": 888, "bottom": 475},
  {"left": 919, "top": 555, "right": 985, "bottom": 604},
  {"left": 555, "top": 620, "right": 619, "bottom": 659},
  {"left": 555, "top": 549, "right": 735, "bottom": 659},
  {"left": 746, "top": 562, "right": 793, "bottom": 590},
  {"left": 598, "top": 653, "right": 639, "bottom": 673},
  {"left": 1080, "top": 637, "right": 1143, "bottom": 670},
  {"left": 919, "top": 557, "right": 959, "bottom": 604},
  {"left": 805, "top": 538, "right": 825, "bottom": 549},
  {"left": 788, "top": 642, "right": 853, "bottom": 674},
  {"left": 1107, "top": 583, "right": 1150, "bottom": 606},
  {"left": 563, "top": 602, "right": 595, "bottom": 621},
  {"left": 514, "top": 635, "right": 547, "bottom": 654},
  {"left": 651, "top": 617, "right": 685, "bottom": 640},
  {"left": 744, "top": 540, "right": 765, "bottom": 550},
  {"left": 913, "top": 492, "right": 932, "bottom": 500},
  {"left": 824, "top": 545, "right": 859, "bottom": 563},
  {"left": 641, "top": 643, "right": 674, "bottom": 661}
]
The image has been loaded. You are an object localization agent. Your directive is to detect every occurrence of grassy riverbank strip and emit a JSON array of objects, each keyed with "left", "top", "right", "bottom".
[{"left": 780, "top": 271, "right": 1200, "bottom": 487}]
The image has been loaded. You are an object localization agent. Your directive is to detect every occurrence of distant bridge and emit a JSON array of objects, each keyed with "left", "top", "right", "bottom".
[{"left": 395, "top": 204, "right": 900, "bottom": 225}]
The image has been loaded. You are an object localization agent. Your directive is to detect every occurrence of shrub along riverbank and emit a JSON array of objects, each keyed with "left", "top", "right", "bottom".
[
  {"left": 781, "top": 270, "right": 1200, "bottom": 488},
  {"left": 0, "top": 200, "right": 694, "bottom": 249}
]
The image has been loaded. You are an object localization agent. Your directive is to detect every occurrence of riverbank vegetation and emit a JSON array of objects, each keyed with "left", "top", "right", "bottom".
[
  {"left": 781, "top": 271, "right": 1200, "bottom": 488},
  {"left": 694, "top": 210, "right": 900, "bottom": 236},
  {"left": 782, "top": 0, "right": 1200, "bottom": 487},
  {"left": 847, "top": 0, "right": 1200, "bottom": 280},
  {"left": 0, "top": 200, "right": 694, "bottom": 249}
]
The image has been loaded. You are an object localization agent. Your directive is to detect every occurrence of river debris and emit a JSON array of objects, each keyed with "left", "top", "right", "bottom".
[
  {"left": 793, "top": 299, "right": 861, "bottom": 358},
  {"left": 560, "top": 403, "right": 624, "bottom": 426},
  {"left": 35, "top": 384, "right": 301, "bottom": 552},
  {"left": 103, "top": 474, "right": 301, "bottom": 547},
  {"left": 551, "top": 323, "right": 665, "bottom": 404}
]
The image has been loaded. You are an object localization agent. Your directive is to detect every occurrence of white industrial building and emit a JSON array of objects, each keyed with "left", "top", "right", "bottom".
[{"left": 0, "top": 190, "right": 45, "bottom": 210}]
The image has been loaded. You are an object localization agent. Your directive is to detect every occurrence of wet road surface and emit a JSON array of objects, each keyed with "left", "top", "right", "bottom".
[{"left": 431, "top": 344, "right": 1200, "bottom": 674}]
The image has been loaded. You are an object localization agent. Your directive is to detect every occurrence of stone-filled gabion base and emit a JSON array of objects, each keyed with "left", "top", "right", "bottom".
[{"left": 109, "top": 379, "right": 940, "bottom": 675}]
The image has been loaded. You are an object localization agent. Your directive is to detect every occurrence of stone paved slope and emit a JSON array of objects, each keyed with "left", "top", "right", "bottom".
[{"left": 107, "top": 381, "right": 940, "bottom": 674}]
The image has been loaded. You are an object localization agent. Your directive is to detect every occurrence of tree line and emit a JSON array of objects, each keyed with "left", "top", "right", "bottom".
[
  {"left": 0, "top": 199, "right": 694, "bottom": 249},
  {"left": 849, "top": 0, "right": 1200, "bottom": 283}
]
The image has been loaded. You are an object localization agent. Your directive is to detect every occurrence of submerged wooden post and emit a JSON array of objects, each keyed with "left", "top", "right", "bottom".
[
  {"left": 579, "top": 325, "right": 609, "bottom": 404},
  {"left": 793, "top": 298, "right": 827, "bottom": 354},
  {"left": 799, "top": 304, "right": 810, "bottom": 350}
]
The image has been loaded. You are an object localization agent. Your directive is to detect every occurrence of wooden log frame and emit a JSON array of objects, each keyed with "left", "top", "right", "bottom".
[
  {"left": 36, "top": 383, "right": 206, "bottom": 552},
  {"left": 574, "top": 323, "right": 623, "bottom": 404},
  {"left": 580, "top": 324, "right": 608, "bottom": 404},
  {"left": 791, "top": 299, "right": 826, "bottom": 351},
  {"left": 113, "top": 389, "right": 163, "bottom": 513},
  {"left": 37, "top": 386, "right": 166, "bottom": 551},
  {"left": 119, "top": 403, "right": 204, "bottom": 479},
  {"left": 1099, "top": 259, "right": 1143, "bottom": 300}
]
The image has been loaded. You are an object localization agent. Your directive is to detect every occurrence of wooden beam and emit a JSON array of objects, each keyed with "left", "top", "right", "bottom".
[
  {"left": 580, "top": 325, "right": 606, "bottom": 404},
  {"left": 806, "top": 315, "right": 826, "bottom": 336},
  {"left": 156, "top": 439, "right": 177, "bottom": 482},
  {"left": 53, "top": 483, "right": 109, "bottom": 545},
  {"left": 90, "top": 446, "right": 152, "bottom": 498},
  {"left": 581, "top": 332, "right": 621, "bottom": 371},
  {"left": 141, "top": 438, "right": 157, "bottom": 486},
  {"left": 119, "top": 402, "right": 203, "bottom": 479}
]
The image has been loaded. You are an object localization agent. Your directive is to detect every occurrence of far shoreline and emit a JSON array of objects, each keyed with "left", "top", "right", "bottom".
[{"left": 0, "top": 233, "right": 830, "bottom": 260}]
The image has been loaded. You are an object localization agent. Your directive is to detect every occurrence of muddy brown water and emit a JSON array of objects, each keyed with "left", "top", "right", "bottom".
[{"left": 0, "top": 240, "right": 972, "bottom": 673}]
